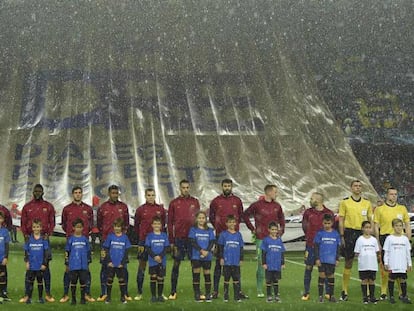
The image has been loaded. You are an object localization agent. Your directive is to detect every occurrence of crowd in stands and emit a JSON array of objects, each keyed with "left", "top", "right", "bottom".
[
  {"left": 313, "top": 53, "right": 414, "bottom": 206},
  {"left": 352, "top": 143, "right": 414, "bottom": 211}
]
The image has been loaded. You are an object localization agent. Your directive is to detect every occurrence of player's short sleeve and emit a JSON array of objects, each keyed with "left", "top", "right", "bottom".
[
  {"left": 354, "top": 237, "right": 361, "bottom": 253},
  {"left": 103, "top": 235, "right": 111, "bottom": 249},
  {"left": 402, "top": 209, "right": 410, "bottom": 223},
  {"left": 260, "top": 238, "right": 267, "bottom": 251},
  {"left": 374, "top": 238, "right": 380, "bottom": 252},
  {"left": 238, "top": 232, "right": 244, "bottom": 247},
  {"left": 65, "top": 237, "right": 72, "bottom": 252},
  {"left": 338, "top": 200, "right": 346, "bottom": 217},
  {"left": 4, "top": 231, "right": 10, "bottom": 244},
  {"left": 188, "top": 227, "right": 195, "bottom": 239},
  {"left": 336, "top": 232, "right": 341, "bottom": 245},
  {"left": 313, "top": 231, "right": 321, "bottom": 245},
  {"left": 280, "top": 240, "right": 286, "bottom": 252},
  {"left": 44, "top": 239, "right": 49, "bottom": 250},
  {"left": 373, "top": 206, "right": 381, "bottom": 224},
  {"left": 145, "top": 235, "right": 151, "bottom": 247},
  {"left": 125, "top": 236, "right": 132, "bottom": 249},
  {"left": 383, "top": 236, "right": 390, "bottom": 252},
  {"left": 209, "top": 228, "right": 215, "bottom": 241},
  {"left": 366, "top": 201, "right": 373, "bottom": 219},
  {"left": 85, "top": 237, "right": 91, "bottom": 251},
  {"left": 217, "top": 232, "right": 224, "bottom": 245},
  {"left": 405, "top": 236, "right": 412, "bottom": 250}
]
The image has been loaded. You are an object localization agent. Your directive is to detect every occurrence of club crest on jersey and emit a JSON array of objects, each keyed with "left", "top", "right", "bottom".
[
  {"left": 43, "top": 207, "right": 48, "bottom": 213},
  {"left": 83, "top": 210, "right": 88, "bottom": 215},
  {"left": 233, "top": 205, "right": 237, "bottom": 209},
  {"left": 118, "top": 208, "right": 122, "bottom": 213}
]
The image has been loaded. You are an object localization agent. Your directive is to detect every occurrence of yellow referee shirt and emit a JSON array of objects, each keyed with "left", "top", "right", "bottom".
[
  {"left": 374, "top": 203, "right": 410, "bottom": 235},
  {"left": 339, "top": 197, "right": 373, "bottom": 230}
]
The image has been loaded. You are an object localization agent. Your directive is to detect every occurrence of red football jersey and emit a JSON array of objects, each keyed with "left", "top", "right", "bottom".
[
  {"left": 302, "top": 206, "right": 334, "bottom": 247},
  {"left": 97, "top": 200, "right": 129, "bottom": 241},
  {"left": 134, "top": 203, "right": 166, "bottom": 242},
  {"left": 61, "top": 202, "right": 93, "bottom": 237},
  {"left": 209, "top": 194, "right": 244, "bottom": 235},
  {"left": 167, "top": 195, "right": 200, "bottom": 243},
  {"left": 21, "top": 199, "right": 56, "bottom": 237},
  {"left": 243, "top": 199, "right": 285, "bottom": 240}
]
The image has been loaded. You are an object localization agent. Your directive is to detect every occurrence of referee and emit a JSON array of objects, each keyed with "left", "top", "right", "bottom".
[
  {"left": 338, "top": 180, "right": 373, "bottom": 301},
  {"left": 374, "top": 187, "right": 411, "bottom": 300}
]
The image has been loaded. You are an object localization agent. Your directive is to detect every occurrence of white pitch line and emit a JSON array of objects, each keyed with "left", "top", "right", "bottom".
[{"left": 285, "top": 259, "right": 381, "bottom": 287}]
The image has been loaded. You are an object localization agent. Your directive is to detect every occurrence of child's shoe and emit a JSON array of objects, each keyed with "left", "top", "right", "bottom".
[
  {"left": 84, "top": 294, "right": 95, "bottom": 302},
  {"left": 19, "top": 296, "right": 29, "bottom": 303},
  {"left": 45, "top": 294, "right": 55, "bottom": 302},
  {"left": 301, "top": 294, "right": 310, "bottom": 301},
  {"left": 1, "top": 294, "right": 10, "bottom": 302},
  {"left": 97, "top": 294, "right": 107, "bottom": 302}
]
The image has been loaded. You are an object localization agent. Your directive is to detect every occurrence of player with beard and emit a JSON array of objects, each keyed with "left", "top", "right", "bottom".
[
  {"left": 209, "top": 179, "right": 247, "bottom": 299},
  {"left": 20, "top": 184, "right": 56, "bottom": 303},
  {"left": 167, "top": 180, "right": 200, "bottom": 300}
]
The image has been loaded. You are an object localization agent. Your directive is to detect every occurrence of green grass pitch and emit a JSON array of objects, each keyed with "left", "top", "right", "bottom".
[{"left": 3, "top": 234, "right": 413, "bottom": 310}]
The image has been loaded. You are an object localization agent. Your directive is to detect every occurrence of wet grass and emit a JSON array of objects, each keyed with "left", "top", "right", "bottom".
[{"left": 4, "top": 233, "right": 413, "bottom": 310}]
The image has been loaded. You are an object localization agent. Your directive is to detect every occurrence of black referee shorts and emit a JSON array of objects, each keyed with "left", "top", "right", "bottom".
[{"left": 343, "top": 228, "right": 361, "bottom": 260}]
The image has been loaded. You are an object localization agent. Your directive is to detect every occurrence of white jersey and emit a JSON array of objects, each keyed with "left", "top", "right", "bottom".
[
  {"left": 354, "top": 235, "right": 379, "bottom": 271},
  {"left": 383, "top": 234, "right": 412, "bottom": 273}
]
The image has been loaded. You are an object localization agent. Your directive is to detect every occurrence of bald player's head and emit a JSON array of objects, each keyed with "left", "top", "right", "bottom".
[{"left": 310, "top": 192, "right": 324, "bottom": 208}]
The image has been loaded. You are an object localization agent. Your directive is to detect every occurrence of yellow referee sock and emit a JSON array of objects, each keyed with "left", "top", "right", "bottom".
[{"left": 342, "top": 268, "right": 351, "bottom": 294}]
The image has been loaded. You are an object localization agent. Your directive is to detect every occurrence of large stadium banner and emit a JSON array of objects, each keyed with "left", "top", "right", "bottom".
[{"left": 0, "top": 1, "right": 376, "bottom": 213}]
